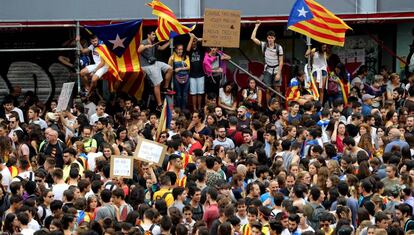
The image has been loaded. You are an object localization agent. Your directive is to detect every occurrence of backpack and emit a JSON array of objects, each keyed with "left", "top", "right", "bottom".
[
  {"left": 327, "top": 76, "right": 339, "bottom": 95},
  {"left": 308, "top": 203, "right": 327, "bottom": 230},
  {"left": 138, "top": 224, "right": 155, "bottom": 235},
  {"left": 262, "top": 42, "right": 280, "bottom": 57},
  {"left": 39, "top": 204, "right": 47, "bottom": 225},
  {"left": 155, "top": 191, "right": 172, "bottom": 200}
]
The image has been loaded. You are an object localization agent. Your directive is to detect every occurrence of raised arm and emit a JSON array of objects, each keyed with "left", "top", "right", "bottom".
[
  {"left": 158, "top": 40, "right": 171, "bottom": 51},
  {"left": 251, "top": 21, "right": 261, "bottom": 46},
  {"left": 76, "top": 36, "right": 91, "bottom": 54}
]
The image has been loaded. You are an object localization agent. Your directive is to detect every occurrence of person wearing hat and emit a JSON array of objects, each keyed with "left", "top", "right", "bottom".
[{"left": 361, "top": 94, "right": 375, "bottom": 116}]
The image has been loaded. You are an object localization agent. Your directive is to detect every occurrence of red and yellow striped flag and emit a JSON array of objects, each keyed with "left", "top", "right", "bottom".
[
  {"left": 85, "top": 20, "right": 145, "bottom": 99},
  {"left": 287, "top": 0, "right": 351, "bottom": 47},
  {"left": 147, "top": 0, "right": 195, "bottom": 41}
]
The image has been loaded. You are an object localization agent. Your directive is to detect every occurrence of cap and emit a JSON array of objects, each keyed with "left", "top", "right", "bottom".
[{"left": 362, "top": 94, "right": 375, "bottom": 101}]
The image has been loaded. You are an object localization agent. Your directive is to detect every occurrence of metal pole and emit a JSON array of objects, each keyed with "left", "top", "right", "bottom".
[
  {"left": 0, "top": 48, "right": 77, "bottom": 52},
  {"left": 76, "top": 21, "right": 81, "bottom": 95},
  {"left": 228, "top": 60, "right": 285, "bottom": 100}
]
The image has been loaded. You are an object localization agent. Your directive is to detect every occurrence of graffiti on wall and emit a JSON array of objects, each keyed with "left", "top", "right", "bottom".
[{"left": 0, "top": 61, "right": 75, "bottom": 104}]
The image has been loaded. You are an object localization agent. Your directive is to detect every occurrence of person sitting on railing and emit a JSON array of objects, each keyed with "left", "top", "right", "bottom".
[
  {"left": 286, "top": 71, "right": 314, "bottom": 106},
  {"left": 242, "top": 78, "right": 263, "bottom": 108}
]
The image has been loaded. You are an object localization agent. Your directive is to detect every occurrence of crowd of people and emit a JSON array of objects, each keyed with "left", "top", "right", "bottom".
[{"left": 1, "top": 20, "right": 414, "bottom": 235}]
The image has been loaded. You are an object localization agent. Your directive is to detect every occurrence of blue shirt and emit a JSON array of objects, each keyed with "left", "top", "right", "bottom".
[
  {"left": 361, "top": 103, "right": 372, "bottom": 116},
  {"left": 384, "top": 140, "right": 410, "bottom": 153},
  {"left": 260, "top": 192, "right": 275, "bottom": 208}
]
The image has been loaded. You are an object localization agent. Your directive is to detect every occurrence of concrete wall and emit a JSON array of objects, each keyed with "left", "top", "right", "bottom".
[{"left": 0, "top": 0, "right": 412, "bottom": 21}]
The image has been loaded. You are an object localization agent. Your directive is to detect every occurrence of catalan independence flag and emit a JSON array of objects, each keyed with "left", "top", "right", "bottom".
[
  {"left": 156, "top": 98, "right": 172, "bottom": 141},
  {"left": 287, "top": 0, "right": 351, "bottom": 47},
  {"left": 147, "top": 0, "right": 195, "bottom": 41},
  {"left": 85, "top": 20, "right": 145, "bottom": 100}
]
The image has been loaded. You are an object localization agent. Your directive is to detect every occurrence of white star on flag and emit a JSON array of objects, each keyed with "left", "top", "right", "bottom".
[
  {"left": 109, "top": 34, "right": 126, "bottom": 50},
  {"left": 297, "top": 7, "right": 308, "bottom": 17}
]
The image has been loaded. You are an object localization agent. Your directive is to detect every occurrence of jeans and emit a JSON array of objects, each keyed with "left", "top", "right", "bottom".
[{"left": 173, "top": 78, "right": 190, "bottom": 109}]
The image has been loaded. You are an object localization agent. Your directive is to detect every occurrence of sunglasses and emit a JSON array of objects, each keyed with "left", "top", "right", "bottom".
[{"left": 48, "top": 195, "right": 54, "bottom": 198}]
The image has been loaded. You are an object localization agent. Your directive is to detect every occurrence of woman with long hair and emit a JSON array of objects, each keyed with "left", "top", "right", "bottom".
[
  {"left": 385, "top": 110, "right": 399, "bottom": 128},
  {"left": 327, "top": 63, "right": 350, "bottom": 105},
  {"left": 282, "top": 125, "right": 297, "bottom": 142},
  {"left": 168, "top": 44, "right": 190, "bottom": 110},
  {"left": 331, "top": 122, "right": 347, "bottom": 153},
  {"left": 12, "top": 130, "right": 30, "bottom": 162},
  {"left": 358, "top": 133, "right": 374, "bottom": 157},
  {"left": 115, "top": 126, "right": 134, "bottom": 155},
  {"left": 37, "top": 189, "right": 54, "bottom": 225},
  {"left": 308, "top": 161, "right": 321, "bottom": 186},
  {"left": 242, "top": 78, "right": 263, "bottom": 107},
  {"left": 85, "top": 195, "right": 99, "bottom": 221},
  {"left": 3, "top": 213, "right": 20, "bottom": 234},
  {"left": 218, "top": 81, "right": 237, "bottom": 112}
]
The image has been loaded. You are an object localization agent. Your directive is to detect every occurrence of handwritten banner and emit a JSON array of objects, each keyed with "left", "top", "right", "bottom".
[
  {"left": 110, "top": 155, "right": 134, "bottom": 179},
  {"left": 134, "top": 138, "right": 167, "bottom": 165},
  {"left": 202, "top": 8, "right": 241, "bottom": 48},
  {"left": 56, "top": 82, "right": 75, "bottom": 112}
]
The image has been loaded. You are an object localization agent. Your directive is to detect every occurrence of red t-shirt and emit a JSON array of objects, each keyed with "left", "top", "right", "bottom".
[
  {"left": 203, "top": 203, "right": 220, "bottom": 229},
  {"left": 227, "top": 128, "right": 243, "bottom": 147},
  {"left": 189, "top": 141, "right": 203, "bottom": 155},
  {"left": 336, "top": 136, "right": 344, "bottom": 153}
]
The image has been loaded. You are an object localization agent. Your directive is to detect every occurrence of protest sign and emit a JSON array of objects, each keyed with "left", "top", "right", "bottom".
[
  {"left": 110, "top": 155, "right": 134, "bottom": 179},
  {"left": 134, "top": 138, "right": 167, "bottom": 165},
  {"left": 56, "top": 82, "right": 75, "bottom": 112},
  {"left": 202, "top": 8, "right": 241, "bottom": 48}
]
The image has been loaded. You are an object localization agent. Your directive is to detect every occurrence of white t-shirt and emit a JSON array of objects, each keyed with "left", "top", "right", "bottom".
[
  {"left": 28, "top": 219, "right": 40, "bottom": 231},
  {"left": 12, "top": 107, "right": 25, "bottom": 123},
  {"left": 89, "top": 113, "right": 109, "bottom": 125},
  {"left": 88, "top": 44, "right": 101, "bottom": 65},
  {"left": 37, "top": 205, "right": 52, "bottom": 224},
  {"left": 312, "top": 51, "right": 327, "bottom": 72},
  {"left": 141, "top": 223, "right": 161, "bottom": 235},
  {"left": 84, "top": 102, "right": 97, "bottom": 118},
  {"left": 261, "top": 41, "right": 284, "bottom": 73},
  {"left": 30, "top": 118, "right": 48, "bottom": 130},
  {"left": 12, "top": 171, "right": 35, "bottom": 182},
  {"left": 1, "top": 166, "right": 12, "bottom": 190},
  {"left": 20, "top": 228, "right": 35, "bottom": 235},
  {"left": 87, "top": 152, "right": 103, "bottom": 172},
  {"left": 52, "top": 183, "right": 69, "bottom": 201},
  {"left": 65, "top": 117, "right": 78, "bottom": 140},
  {"left": 219, "top": 88, "right": 233, "bottom": 107}
]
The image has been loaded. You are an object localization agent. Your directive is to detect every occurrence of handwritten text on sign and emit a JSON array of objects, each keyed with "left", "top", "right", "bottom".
[
  {"left": 113, "top": 157, "right": 132, "bottom": 178},
  {"left": 203, "top": 9, "right": 241, "bottom": 48},
  {"left": 56, "top": 82, "right": 74, "bottom": 112},
  {"left": 137, "top": 141, "right": 164, "bottom": 163}
]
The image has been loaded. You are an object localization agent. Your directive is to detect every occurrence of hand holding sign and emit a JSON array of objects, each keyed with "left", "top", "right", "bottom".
[{"left": 134, "top": 138, "right": 167, "bottom": 165}]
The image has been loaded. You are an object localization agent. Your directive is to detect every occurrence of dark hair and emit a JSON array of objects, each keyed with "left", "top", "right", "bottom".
[{"left": 100, "top": 189, "right": 112, "bottom": 203}]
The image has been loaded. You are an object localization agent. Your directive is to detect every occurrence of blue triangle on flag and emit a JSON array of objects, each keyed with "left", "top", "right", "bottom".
[
  {"left": 85, "top": 20, "right": 142, "bottom": 57},
  {"left": 287, "top": 0, "right": 314, "bottom": 27}
]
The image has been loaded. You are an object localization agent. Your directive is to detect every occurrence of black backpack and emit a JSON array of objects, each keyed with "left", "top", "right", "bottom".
[
  {"left": 138, "top": 224, "right": 155, "bottom": 235},
  {"left": 262, "top": 42, "right": 280, "bottom": 57}
]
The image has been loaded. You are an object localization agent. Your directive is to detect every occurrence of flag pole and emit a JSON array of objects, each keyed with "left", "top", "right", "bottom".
[{"left": 306, "top": 36, "right": 312, "bottom": 74}]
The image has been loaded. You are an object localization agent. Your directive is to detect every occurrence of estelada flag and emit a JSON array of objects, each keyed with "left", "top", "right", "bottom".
[
  {"left": 85, "top": 20, "right": 145, "bottom": 99},
  {"left": 287, "top": 0, "right": 351, "bottom": 47},
  {"left": 156, "top": 98, "right": 172, "bottom": 141},
  {"left": 147, "top": 0, "right": 195, "bottom": 41}
]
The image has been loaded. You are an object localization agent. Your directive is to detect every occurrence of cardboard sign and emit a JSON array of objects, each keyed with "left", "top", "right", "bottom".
[
  {"left": 56, "top": 82, "right": 75, "bottom": 112},
  {"left": 134, "top": 138, "right": 167, "bottom": 165},
  {"left": 202, "top": 8, "right": 241, "bottom": 48},
  {"left": 110, "top": 155, "right": 134, "bottom": 179}
]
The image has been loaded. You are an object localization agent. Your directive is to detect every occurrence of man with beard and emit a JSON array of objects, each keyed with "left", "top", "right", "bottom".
[
  {"left": 215, "top": 106, "right": 228, "bottom": 128},
  {"left": 93, "top": 117, "right": 108, "bottom": 150},
  {"left": 213, "top": 126, "right": 235, "bottom": 151},
  {"left": 168, "top": 154, "right": 187, "bottom": 187},
  {"left": 237, "top": 106, "right": 250, "bottom": 131},
  {"left": 260, "top": 180, "right": 280, "bottom": 208},
  {"left": 39, "top": 128, "right": 66, "bottom": 169},
  {"left": 62, "top": 148, "right": 84, "bottom": 181}
]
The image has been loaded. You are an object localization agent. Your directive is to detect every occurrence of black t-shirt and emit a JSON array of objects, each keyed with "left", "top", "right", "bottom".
[
  {"left": 217, "top": 118, "right": 229, "bottom": 129},
  {"left": 265, "top": 107, "right": 278, "bottom": 123},
  {"left": 189, "top": 46, "right": 205, "bottom": 78},
  {"left": 210, "top": 219, "right": 222, "bottom": 235},
  {"left": 40, "top": 141, "right": 66, "bottom": 169}
]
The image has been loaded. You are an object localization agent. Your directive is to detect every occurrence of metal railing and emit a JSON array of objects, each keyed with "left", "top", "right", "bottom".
[{"left": 228, "top": 59, "right": 286, "bottom": 100}]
